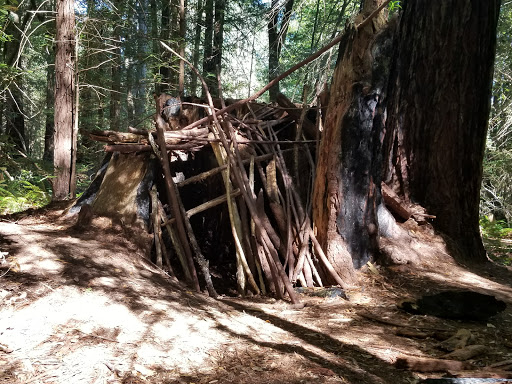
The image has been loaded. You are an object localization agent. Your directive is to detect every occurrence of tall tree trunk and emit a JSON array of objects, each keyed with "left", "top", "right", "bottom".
[
  {"left": 312, "top": 0, "right": 389, "bottom": 284},
  {"left": 313, "top": 0, "right": 500, "bottom": 283},
  {"left": 191, "top": 0, "right": 203, "bottom": 96},
  {"left": 202, "top": 0, "right": 215, "bottom": 97},
  {"left": 110, "top": 51, "right": 121, "bottom": 132},
  {"left": 134, "top": 0, "right": 148, "bottom": 118},
  {"left": 150, "top": 0, "right": 159, "bottom": 94},
  {"left": 53, "top": 0, "right": 76, "bottom": 200},
  {"left": 212, "top": 0, "right": 224, "bottom": 94},
  {"left": 168, "top": 0, "right": 179, "bottom": 88},
  {"left": 110, "top": 0, "right": 124, "bottom": 131},
  {"left": 3, "top": 17, "right": 27, "bottom": 152},
  {"left": 384, "top": 0, "right": 500, "bottom": 263},
  {"left": 44, "top": 49, "right": 55, "bottom": 162},
  {"left": 159, "top": 0, "right": 171, "bottom": 92},
  {"left": 178, "top": 0, "right": 186, "bottom": 96},
  {"left": 267, "top": 0, "right": 294, "bottom": 102}
]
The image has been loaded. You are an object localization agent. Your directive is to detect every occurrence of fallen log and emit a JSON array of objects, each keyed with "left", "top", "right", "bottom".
[
  {"left": 395, "top": 356, "right": 472, "bottom": 372},
  {"left": 381, "top": 183, "right": 412, "bottom": 221}
]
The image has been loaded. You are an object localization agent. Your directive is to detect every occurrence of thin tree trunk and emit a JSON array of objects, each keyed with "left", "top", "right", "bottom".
[
  {"left": 134, "top": 0, "right": 148, "bottom": 118},
  {"left": 178, "top": 0, "right": 186, "bottom": 96},
  {"left": 110, "top": 0, "right": 123, "bottom": 131},
  {"left": 150, "top": 0, "right": 159, "bottom": 95},
  {"left": 3, "top": 19, "right": 26, "bottom": 152},
  {"left": 212, "top": 0, "right": 225, "bottom": 95},
  {"left": 160, "top": 0, "right": 171, "bottom": 92},
  {"left": 53, "top": 0, "right": 76, "bottom": 200},
  {"left": 44, "top": 50, "right": 55, "bottom": 162},
  {"left": 267, "top": 0, "right": 280, "bottom": 102},
  {"left": 267, "top": 0, "right": 294, "bottom": 102},
  {"left": 191, "top": 0, "right": 203, "bottom": 96},
  {"left": 202, "top": 0, "right": 214, "bottom": 97}
]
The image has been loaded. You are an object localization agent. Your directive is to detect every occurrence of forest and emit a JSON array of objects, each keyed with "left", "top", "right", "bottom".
[{"left": 1, "top": 0, "right": 512, "bottom": 383}]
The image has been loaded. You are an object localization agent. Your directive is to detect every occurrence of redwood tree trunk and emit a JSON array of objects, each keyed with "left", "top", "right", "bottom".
[
  {"left": 53, "top": 0, "right": 76, "bottom": 200},
  {"left": 44, "top": 51, "right": 55, "bottom": 163},
  {"left": 384, "top": 0, "right": 500, "bottom": 262},
  {"left": 312, "top": 0, "right": 390, "bottom": 284}
]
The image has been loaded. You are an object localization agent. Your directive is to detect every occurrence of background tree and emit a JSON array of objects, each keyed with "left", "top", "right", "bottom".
[
  {"left": 267, "top": 0, "right": 294, "bottom": 101},
  {"left": 53, "top": 0, "right": 76, "bottom": 200}
]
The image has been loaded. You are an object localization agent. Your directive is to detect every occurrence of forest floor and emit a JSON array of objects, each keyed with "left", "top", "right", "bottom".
[{"left": 1, "top": 204, "right": 512, "bottom": 384}]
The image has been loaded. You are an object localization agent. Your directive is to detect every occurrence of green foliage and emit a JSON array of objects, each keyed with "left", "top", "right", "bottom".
[
  {"left": 388, "top": 1, "right": 401, "bottom": 14},
  {"left": 480, "top": 216, "right": 512, "bottom": 239},
  {"left": 274, "top": 0, "right": 359, "bottom": 102},
  {"left": 482, "top": 1, "right": 512, "bottom": 227},
  {"left": 0, "top": 170, "right": 52, "bottom": 214},
  {"left": 0, "top": 0, "right": 15, "bottom": 40},
  {"left": 0, "top": 137, "right": 52, "bottom": 214},
  {"left": 480, "top": 217, "right": 512, "bottom": 266}
]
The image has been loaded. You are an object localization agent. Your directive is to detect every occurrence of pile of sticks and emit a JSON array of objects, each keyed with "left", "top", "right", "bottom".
[{"left": 85, "top": 92, "right": 347, "bottom": 304}]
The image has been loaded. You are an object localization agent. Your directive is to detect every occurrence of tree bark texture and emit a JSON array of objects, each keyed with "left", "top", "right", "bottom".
[
  {"left": 384, "top": 0, "right": 500, "bottom": 262},
  {"left": 312, "top": 0, "right": 390, "bottom": 283},
  {"left": 53, "top": 0, "right": 76, "bottom": 200},
  {"left": 44, "top": 50, "right": 55, "bottom": 162}
]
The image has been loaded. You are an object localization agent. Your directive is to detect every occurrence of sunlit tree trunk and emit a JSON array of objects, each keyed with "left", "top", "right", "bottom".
[
  {"left": 44, "top": 50, "right": 55, "bottom": 162},
  {"left": 53, "top": 0, "right": 76, "bottom": 200},
  {"left": 312, "top": 0, "right": 389, "bottom": 284}
]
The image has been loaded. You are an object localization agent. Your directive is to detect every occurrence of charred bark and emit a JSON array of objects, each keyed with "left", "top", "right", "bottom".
[{"left": 312, "top": 0, "right": 392, "bottom": 283}]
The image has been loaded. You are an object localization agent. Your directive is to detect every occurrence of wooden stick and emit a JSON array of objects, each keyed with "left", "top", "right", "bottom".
[
  {"left": 185, "top": 189, "right": 242, "bottom": 218},
  {"left": 156, "top": 115, "right": 217, "bottom": 298},
  {"left": 177, "top": 152, "right": 279, "bottom": 187},
  {"left": 105, "top": 143, "right": 203, "bottom": 153},
  {"left": 309, "top": 229, "right": 347, "bottom": 289},
  {"left": 166, "top": 43, "right": 300, "bottom": 305},
  {"left": 154, "top": 115, "right": 201, "bottom": 292},
  {"left": 226, "top": 162, "right": 260, "bottom": 294},
  {"left": 160, "top": 202, "right": 192, "bottom": 282},
  {"left": 150, "top": 185, "right": 163, "bottom": 268}
]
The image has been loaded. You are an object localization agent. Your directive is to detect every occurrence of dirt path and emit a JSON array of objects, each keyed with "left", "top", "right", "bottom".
[{"left": 1, "top": 209, "right": 512, "bottom": 384}]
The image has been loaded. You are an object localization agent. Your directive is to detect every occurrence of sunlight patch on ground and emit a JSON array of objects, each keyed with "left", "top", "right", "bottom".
[{"left": 421, "top": 267, "right": 512, "bottom": 298}]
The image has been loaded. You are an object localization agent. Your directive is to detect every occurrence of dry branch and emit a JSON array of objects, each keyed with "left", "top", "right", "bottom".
[{"left": 154, "top": 115, "right": 201, "bottom": 292}]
